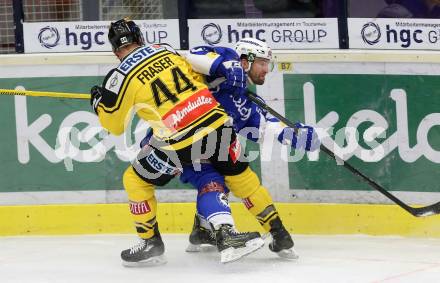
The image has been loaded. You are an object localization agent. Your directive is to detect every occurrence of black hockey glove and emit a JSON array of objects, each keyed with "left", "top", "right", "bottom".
[{"left": 90, "top": 85, "right": 103, "bottom": 114}]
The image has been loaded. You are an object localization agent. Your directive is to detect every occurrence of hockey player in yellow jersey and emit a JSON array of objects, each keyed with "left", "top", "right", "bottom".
[
  {"left": 93, "top": 36, "right": 226, "bottom": 150},
  {"left": 90, "top": 18, "right": 266, "bottom": 266}
]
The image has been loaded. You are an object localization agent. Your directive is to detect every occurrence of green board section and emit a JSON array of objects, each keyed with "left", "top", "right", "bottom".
[
  {"left": 0, "top": 77, "right": 125, "bottom": 192},
  {"left": 284, "top": 74, "right": 440, "bottom": 192},
  {"left": 0, "top": 77, "right": 260, "bottom": 192},
  {"left": 1, "top": 74, "right": 439, "bottom": 193}
]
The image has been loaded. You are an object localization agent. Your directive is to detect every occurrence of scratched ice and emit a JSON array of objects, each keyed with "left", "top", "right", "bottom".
[{"left": 1, "top": 234, "right": 440, "bottom": 283}]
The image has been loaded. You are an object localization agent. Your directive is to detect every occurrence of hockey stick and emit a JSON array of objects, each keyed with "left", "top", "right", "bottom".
[
  {"left": 246, "top": 90, "right": 440, "bottom": 217},
  {"left": 0, "top": 89, "right": 90, "bottom": 100}
]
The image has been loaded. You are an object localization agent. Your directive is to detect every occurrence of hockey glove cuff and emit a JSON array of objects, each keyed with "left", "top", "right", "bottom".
[
  {"left": 90, "top": 85, "right": 103, "bottom": 114},
  {"left": 278, "top": 122, "right": 320, "bottom": 152}
]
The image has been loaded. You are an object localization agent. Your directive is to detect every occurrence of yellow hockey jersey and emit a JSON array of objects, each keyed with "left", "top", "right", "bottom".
[{"left": 96, "top": 44, "right": 228, "bottom": 150}]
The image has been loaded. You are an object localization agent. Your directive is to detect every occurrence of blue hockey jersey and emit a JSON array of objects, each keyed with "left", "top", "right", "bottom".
[{"left": 185, "top": 46, "right": 286, "bottom": 142}]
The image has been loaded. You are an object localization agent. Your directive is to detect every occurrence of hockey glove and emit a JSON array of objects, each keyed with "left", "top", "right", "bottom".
[
  {"left": 216, "top": 60, "right": 246, "bottom": 96},
  {"left": 90, "top": 85, "right": 103, "bottom": 114},
  {"left": 278, "top": 122, "right": 320, "bottom": 152}
]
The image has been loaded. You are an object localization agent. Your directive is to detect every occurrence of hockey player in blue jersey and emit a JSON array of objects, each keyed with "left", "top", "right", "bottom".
[
  {"left": 141, "top": 38, "right": 319, "bottom": 260},
  {"left": 174, "top": 38, "right": 319, "bottom": 259}
]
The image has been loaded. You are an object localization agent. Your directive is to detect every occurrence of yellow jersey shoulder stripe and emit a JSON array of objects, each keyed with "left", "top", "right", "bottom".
[{"left": 99, "top": 50, "right": 170, "bottom": 113}]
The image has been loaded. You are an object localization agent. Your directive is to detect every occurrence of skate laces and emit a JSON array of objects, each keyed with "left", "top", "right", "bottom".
[
  {"left": 208, "top": 230, "right": 216, "bottom": 240},
  {"left": 129, "top": 240, "right": 147, "bottom": 254},
  {"left": 231, "top": 229, "right": 246, "bottom": 236},
  {"left": 225, "top": 225, "right": 248, "bottom": 236}
]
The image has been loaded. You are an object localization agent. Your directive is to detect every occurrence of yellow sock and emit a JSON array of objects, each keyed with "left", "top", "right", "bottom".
[
  {"left": 123, "top": 166, "right": 158, "bottom": 239},
  {"left": 224, "top": 167, "right": 279, "bottom": 232},
  {"left": 243, "top": 186, "right": 279, "bottom": 232}
]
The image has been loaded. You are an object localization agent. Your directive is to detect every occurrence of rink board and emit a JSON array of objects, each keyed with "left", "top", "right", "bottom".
[
  {"left": 1, "top": 51, "right": 440, "bottom": 238},
  {"left": 1, "top": 203, "right": 439, "bottom": 237},
  {"left": 1, "top": 51, "right": 440, "bottom": 205}
]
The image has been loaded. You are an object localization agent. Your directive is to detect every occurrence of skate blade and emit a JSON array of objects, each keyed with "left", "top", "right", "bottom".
[
  {"left": 186, "top": 243, "right": 202, "bottom": 252},
  {"left": 186, "top": 243, "right": 217, "bottom": 253},
  {"left": 276, "top": 248, "right": 299, "bottom": 260},
  {"left": 122, "top": 255, "right": 167, "bottom": 267},
  {"left": 220, "top": 237, "right": 265, "bottom": 264}
]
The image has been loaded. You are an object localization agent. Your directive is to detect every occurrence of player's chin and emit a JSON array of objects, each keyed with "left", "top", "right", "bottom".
[{"left": 255, "top": 78, "right": 265, "bottom": 85}]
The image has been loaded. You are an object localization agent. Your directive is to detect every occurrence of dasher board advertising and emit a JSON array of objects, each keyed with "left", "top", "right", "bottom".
[
  {"left": 348, "top": 18, "right": 440, "bottom": 50},
  {"left": 23, "top": 20, "right": 180, "bottom": 53},
  {"left": 188, "top": 18, "right": 339, "bottom": 49}
]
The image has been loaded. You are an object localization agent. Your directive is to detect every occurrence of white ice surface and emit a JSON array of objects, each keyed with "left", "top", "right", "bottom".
[{"left": 1, "top": 234, "right": 440, "bottom": 283}]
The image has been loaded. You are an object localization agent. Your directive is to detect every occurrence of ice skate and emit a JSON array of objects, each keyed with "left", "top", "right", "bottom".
[
  {"left": 268, "top": 217, "right": 299, "bottom": 260},
  {"left": 215, "top": 224, "right": 264, "bottom": 263},
  {"left": 121, "top": 234, "right": 166, "bottom": 267},
  {"left": 186, "top": 215, "right": 217, "bottom": 252}
]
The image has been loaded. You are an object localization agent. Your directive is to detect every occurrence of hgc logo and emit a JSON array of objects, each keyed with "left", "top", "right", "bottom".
[
  {"left": 385, "top": 25, "right": 423, "bottom": 48},
  {"left": 361, "top": 22, "right": 428, "bottom": 48},
  {"left": 361, "top": 22, "right": 381, "bottom": 45},
  {"left": 201, "top": 23, "right": 222, "bottom": 45},
  {"left": 38, "top": 26, "right": 60, "bottom": 49}
]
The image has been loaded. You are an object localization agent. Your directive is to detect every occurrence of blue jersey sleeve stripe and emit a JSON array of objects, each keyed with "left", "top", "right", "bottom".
[{"left": 209, "top": 56, "right": 224, "bottom": 77}]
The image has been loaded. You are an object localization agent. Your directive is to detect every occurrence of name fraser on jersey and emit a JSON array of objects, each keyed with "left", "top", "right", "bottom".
[
  {"left": 136, "top": 56, "right": 175, "bottom": 83},
  {"left": 162, "top": 90, "right": 216, "bottom": 131}
]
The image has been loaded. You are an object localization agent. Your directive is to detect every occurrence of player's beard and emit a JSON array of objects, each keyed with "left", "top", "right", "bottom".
[{"left": 249, "top": 71, "right": 265, "bottom": 85}]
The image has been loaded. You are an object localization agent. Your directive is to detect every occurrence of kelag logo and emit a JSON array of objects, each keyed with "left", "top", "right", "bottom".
[
  {"left": 361, "top": 22, "right": 381, "bottom": 45},
  {"left": 201, "top": 23, "right": 222, "bottom": 45},
  {"left": 38, "top": 26, "right": 60, "bottom": 49}
]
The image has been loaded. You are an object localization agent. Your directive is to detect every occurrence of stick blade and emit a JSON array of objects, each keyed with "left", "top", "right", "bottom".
[{"left": 410, "top": 202, "right": 440, "bottom": 217}]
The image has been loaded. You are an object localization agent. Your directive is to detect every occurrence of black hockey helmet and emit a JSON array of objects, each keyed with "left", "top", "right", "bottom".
[{"left": 108, "top": 18, "right": 145, "bottom": 51}]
